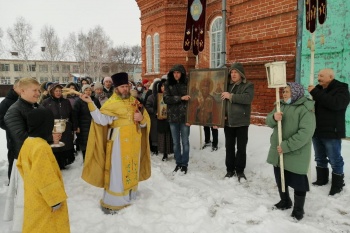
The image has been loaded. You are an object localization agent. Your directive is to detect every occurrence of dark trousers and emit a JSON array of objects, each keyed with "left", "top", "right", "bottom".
[
  {"left": 203, "top": 126, "right": 218, "bottom": 147},
  {"left": 7, "top": 149, "right": 15, "bottom": 181},
  {"left": 224, "top": 126, "right": 248, "bottom": 173}
]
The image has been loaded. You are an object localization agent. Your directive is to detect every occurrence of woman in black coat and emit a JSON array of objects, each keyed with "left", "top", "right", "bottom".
[
  {"left": 42, "top": 83, "right": 77, "bottom": 169},
  {"left": 154, "top": 79, "right": 173, "bottom": 161},
  {"left": 73, "top": 84, "right": 101, "bottom": 160}
]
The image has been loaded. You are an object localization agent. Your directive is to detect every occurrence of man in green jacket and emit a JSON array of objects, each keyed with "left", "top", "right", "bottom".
[{"left": 221, "top": 63, "right": 254, "bottom": 181}]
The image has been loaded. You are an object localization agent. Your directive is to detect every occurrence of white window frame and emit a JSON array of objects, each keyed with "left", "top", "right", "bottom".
[
  {"left": 40, "top": 77, "right": 49, "bottom": 83},
  {"left": 27, "top": 64, "right": 36, "bottom": 72},
  {"left": 210, "top": 17, "right": 223, "bottom": 68},
  {"left": 0, "top": 64, "right": 10, "bottom": 71},
  {"left": 146, "top": 35, "right": 152, "bottom": 73},
  {"left": 153, "top": 33, "right": 160, "bottom": 73},
  {"left": 52, "top": 77, "right": 60, "bottom": 83},
  {"left": 62, "top": 64, "right": 70, "bottom": 73},
  {"left": 52, "top": 64, "right": 59, "bottom": 73},
  {"left": 14, "top": 64, "right": 23, "bottom": 72},
  {"left": 0, "top": 77, "right": 11, "bottom": 84},
  {"left": 62, "top": 77, "right": 69, "bottom": 83},
  {"left": 39, "top": 64, "right": 48, "bottom": 72},
  {"left": 72, "top": 65, "right": 79, "bottom": 73}
]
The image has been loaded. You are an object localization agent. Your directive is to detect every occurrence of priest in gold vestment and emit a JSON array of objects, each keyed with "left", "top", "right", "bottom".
[{"left": 81, "top": 72, "right": 151, "bottom": 213}]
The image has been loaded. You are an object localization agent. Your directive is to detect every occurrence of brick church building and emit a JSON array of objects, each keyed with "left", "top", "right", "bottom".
[{"left": 136, "top": 0, "right": 303, "bottom": 124}]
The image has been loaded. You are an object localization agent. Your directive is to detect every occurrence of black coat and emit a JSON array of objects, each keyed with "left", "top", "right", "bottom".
[
  {"left": 163, "top": 64, "right": 188, "bottom": 123},
  {"left": 42, "top": 96, "right": 76, "bottom": 152},
  {"left": 310, "top": 79, "right": 350, "bottom": 138},
  {"left": 4, "top": 98, "right": 42, "bottom": 159},
  {"left": 0, "top": 88, "right": 19, "bottom": 156},
  {"left": 0, "top": 89, "right": 18, "bottom": 131},
  {"left": 73, "top": 97, "right": 100, "bottom": 151},
  {"left": 103, "top": 87, "right": 114, "bottom": 98}
]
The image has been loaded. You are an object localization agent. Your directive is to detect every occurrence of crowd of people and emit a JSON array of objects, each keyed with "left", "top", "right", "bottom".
[{"left": 0, "top": 63, "right": 348, "bottom": 232}]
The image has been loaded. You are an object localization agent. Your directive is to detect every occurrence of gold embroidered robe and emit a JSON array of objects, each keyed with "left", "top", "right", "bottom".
[
  {"left": 17, "top": 137, "right": 70, "bottom": 233},
  {"left": 82, "top": 94, "right": 151, "bottom": 210}
]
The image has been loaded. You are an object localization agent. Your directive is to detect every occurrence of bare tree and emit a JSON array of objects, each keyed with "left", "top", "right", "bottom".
[
  {"left": 68, "top": 26, "right": 112, "bottom": 82},
  {"left": 7, "top": 17, "right": 36, "bottom": 61},
  {"left": 0, "top": 27, "right": 4, "bottom": 55},
  {"left": 109, "top": 44, "right": 141, "bottom": 76},
  {"left": 40, "top": 25, "right": 68, "bottom": 80}
]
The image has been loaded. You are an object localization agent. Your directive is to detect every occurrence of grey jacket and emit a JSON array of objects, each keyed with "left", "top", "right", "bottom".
[{"left": 225, "top": 79, "right": 254, "bottom": 127}]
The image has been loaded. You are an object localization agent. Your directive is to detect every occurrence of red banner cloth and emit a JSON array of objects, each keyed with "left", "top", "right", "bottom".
[
  {"left": 318, "top": 0, "right": 327, "bottom": 25},
  {"left": 183, "top": 0, "right": 207, "bottom": 55}
]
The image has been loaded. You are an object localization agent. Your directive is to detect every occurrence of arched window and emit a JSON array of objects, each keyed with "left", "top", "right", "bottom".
[
  {"left": 153, "top": 33, "right": 160, "bottom": 73},
  {"left": 146, "top": 35, "right": 152, "bottom": 73},
  {"left": 210, "top": 17, "right": 223, "bottom": 68}
]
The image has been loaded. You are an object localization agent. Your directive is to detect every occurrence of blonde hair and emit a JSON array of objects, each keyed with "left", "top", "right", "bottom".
[{"left": 18, "top": 77, "right": 40, "bottom": 89}]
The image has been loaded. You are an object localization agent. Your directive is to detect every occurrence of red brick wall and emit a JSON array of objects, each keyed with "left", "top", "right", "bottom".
[{"left": 136, "top": 0, "right": 298, "bottom": 125}]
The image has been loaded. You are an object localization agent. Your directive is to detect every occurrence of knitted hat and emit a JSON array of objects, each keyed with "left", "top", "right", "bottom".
[
  {"left": 49, "top": 83, "right": 63, "bottom": 96},
  {"left": 103, "top": 76, "right": 113, "bottom": 84},
  {"left": 228, "top": 62, "right": 246, "bottom": 80},
  {"left": 287, "top": 82, "right": 304, "bottom": 104},
  {"left": 94, "top": 82, "right": 103, "bottom": 90},
  {"left": 45, "top": 82, "right": 53, "bottom": 91},
  {"left": 161, "top": 74, "right": 167, "bottom": 80},
  {"left": 142, "top": 79, "right": 149, "bottom": 86},
  {"left": 111, "top": 72, "right": 129, "bottom": 87},
  {"left": 27, "top": 108, "right": 54, "bottom": 141},
  {"left": 81, "top": 84, "right": 92, "bottom": 93}
]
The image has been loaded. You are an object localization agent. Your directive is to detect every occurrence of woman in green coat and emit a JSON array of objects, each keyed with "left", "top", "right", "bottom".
[{"left": 266, "top": 82, "right": 315, "bottom": 221}]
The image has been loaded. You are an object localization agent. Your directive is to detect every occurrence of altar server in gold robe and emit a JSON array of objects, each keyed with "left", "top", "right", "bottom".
[
  {"left": 81, "top": 72, "right": 151, "bottom": 214},
  {"left": 17, "top": 108, "right": 70, "bottom": 233}
]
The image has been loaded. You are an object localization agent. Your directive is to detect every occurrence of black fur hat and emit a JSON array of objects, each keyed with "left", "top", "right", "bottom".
[{"left": 111, "top": 72, "right": 129, "bottom": 87}]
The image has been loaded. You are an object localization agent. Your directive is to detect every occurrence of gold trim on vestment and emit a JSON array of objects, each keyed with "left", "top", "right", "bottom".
[
  {"left": 81, "top": 93, "right": 151, "bottom": 189},
  {"left": 100, "top": 200, "right": 130, "bottom": 211},
  {"left": 105, "top": 185, "right": 138, "bottom": 197}
]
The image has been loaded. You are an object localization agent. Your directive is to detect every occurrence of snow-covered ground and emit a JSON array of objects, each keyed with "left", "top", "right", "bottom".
[{"left": 0, "top": 101, "right": 349, "bottom": 232}]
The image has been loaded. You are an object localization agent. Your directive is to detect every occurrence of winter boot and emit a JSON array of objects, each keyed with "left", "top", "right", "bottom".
[
  {"left": 274, "top": 187, "right": 292, "bottom": 210},
  {"left": 329, "top": 173, "right": 345, "bottom": 196},
  {"left": 291, "top": 194, "right": 305, "bottom": 221},
  {"left": 312, "top": 167, "right": 329, "bottom": 186},
  {"left": 162, "top": 154, "right": 168, "bottom": 161}
]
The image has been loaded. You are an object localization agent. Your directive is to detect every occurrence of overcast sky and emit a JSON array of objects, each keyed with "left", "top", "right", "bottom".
[{"left": 0, "top": 0, "right": 141, "bottom": 48}]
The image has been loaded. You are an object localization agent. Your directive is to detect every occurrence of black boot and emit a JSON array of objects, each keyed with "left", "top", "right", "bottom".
[
  {"left": 312, "top": 167, "right": 329, "bottom": 186},
  {"left": 274, "top": 187, "right": 292, "bottom": 210},
  {"left": 329, "top": 173, "right": 345, "bottom": 195},
  {"left": 162, "top": 154, "right": 168, "bottom": 161},
  {"left": 291, "top": 194, "right": 305, "bottom": 220}
]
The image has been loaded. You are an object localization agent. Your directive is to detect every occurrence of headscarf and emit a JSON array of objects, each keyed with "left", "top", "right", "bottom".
[{"left": 287, "top": 82, "right": 304, "bottom": 104}]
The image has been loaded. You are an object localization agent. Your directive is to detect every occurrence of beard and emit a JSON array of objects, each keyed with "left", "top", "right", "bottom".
[{"left": 116, "top": 89, "right": 130, "bottom": 99}]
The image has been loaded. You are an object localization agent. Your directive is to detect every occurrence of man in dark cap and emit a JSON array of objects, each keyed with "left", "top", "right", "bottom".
[
  {"left": 80, "top": 72, "right": 151, "bottom": 214},
  {"left": 221, "top": 62, "right": 254, "bottom": 181}
]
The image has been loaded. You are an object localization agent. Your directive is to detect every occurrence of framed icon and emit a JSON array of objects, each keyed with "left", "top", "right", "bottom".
[
  {"left": 157, "top": 93, "right": 167, "bottom": 120},
  {"left": 186, "top": 68, "right": 227, "bottom": 127}
]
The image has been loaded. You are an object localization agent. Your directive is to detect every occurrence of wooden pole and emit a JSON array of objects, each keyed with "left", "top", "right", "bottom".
[
  {"left": 310, "top": 33, "right": 315, "bottom": 85},
  {"left": 195, "top": 55, "right": 203, "bottom": 150},
  {"left": 276, "top": 88, "right": 285, "bottom": 192},
  {"left": 307, "top": 32, "right": 315, "bottom": 186}
]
